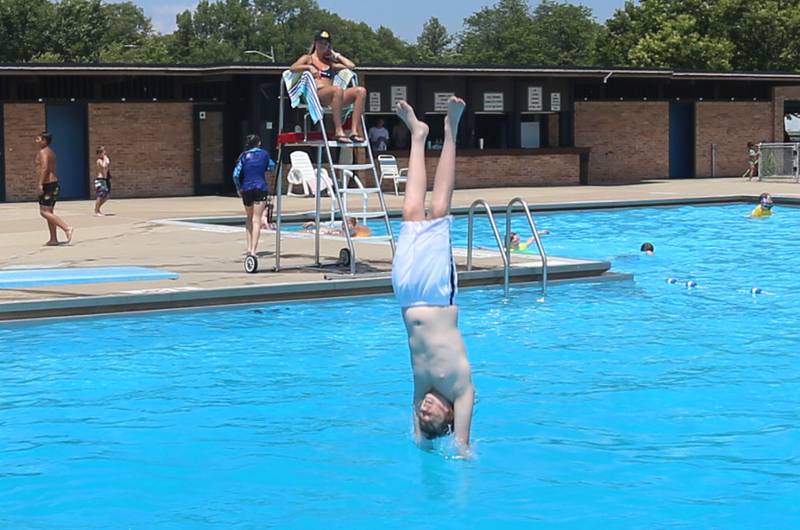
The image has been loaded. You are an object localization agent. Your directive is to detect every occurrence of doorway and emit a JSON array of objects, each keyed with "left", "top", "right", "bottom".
[
  {"left": 0, "top": 105, "right": 5, "bottom": 202},
  {"left": 669, "top": 102, "right": 695, "bottom": 178},
  {"left": 45, "top": 104, "right": 88, "bottom": 198},
  {"left": 194, "top": 106, "right": 226, "bottom": 195}
]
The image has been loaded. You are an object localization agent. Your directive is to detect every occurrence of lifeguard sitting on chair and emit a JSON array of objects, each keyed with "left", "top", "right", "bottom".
[{"left": 290, "top": 30, "right": 367, "bottom": 144}]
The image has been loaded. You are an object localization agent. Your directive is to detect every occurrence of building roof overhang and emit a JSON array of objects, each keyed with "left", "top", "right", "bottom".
[{"left": 0, "top": 63, "right": 798, "bottom": 82}]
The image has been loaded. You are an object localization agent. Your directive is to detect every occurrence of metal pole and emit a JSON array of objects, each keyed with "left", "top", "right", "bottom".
[
  {"left": 315, "top": 146, "right": 322, "bottom": 266},
  {"left": 274, "top": 148, "right": 284, "bottom": 272},
  {"left": 711, "top": 144, "right": 716, "bottom": 177}
]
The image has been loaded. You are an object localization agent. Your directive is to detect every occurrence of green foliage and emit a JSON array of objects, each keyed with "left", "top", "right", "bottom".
[
  {"left": 456, "top": 0, "right": 599, "bottom": 66},
  {"left": 594, "top": 0, "right": 800, "bottom": 71},
  {"left": 0, "top": 0, "right": 51, "bottom": 62},
  {"left": 43, "top": 0, "right": 107, "bottom": 62},
  {"left": 100, "top": 36, "right": 173, "bottom": 63},
  {"left": 1, "top": 0, "right": 797, "bottom": 71},
  {"left": 168, "top": 0, "right": 414, "bottom": 64},
  {"left": 415, "top": 17, "right": 453, "bottom": 63},
  {"left": 457, "top": 0, "right": 538, "bottom": 64},
  {"left": 530, "top": 0, "right": 601, "bottom": 66}
]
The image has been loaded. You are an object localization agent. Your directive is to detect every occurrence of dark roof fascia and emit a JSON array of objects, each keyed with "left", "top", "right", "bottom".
[{"left": 0, "top": 63, "right": 799, "bottom": 82}]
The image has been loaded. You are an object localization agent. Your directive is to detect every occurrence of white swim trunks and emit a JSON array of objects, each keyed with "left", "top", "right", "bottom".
[{"left": 392, "top": 216, "right": 457, "bottom": 308}]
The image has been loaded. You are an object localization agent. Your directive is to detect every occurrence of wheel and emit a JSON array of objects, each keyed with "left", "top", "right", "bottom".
[
  {"left": 244, "top": 254, "right": 258, "bottom": 274},
  {"left": 338, "top": 248, "right": 351, "bottom": 267}
]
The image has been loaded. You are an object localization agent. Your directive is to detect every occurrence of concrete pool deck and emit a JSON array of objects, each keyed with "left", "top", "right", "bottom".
[{"left": 1, "top": 177, "right": 798, "bottom": 320}]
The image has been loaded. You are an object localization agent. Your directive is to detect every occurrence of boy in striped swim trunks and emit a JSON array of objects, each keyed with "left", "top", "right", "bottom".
[{"left": 391, "top": 97, "right": 474, "bottom": 456}]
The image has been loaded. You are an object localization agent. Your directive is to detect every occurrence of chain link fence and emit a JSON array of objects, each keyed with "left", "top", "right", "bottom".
[{"left": 758, "top": 143, "right": 799, "bottom": 182}]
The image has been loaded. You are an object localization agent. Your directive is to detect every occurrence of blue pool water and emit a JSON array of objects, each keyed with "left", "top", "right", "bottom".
[{"left": 2, "top": 204, "right": 799, "bottom": 529}]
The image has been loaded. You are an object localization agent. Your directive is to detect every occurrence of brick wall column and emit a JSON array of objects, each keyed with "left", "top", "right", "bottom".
[
  {"left": 574, "top": 101, "right": 669, "bottom": 183},
  {"left": 88, "top": 103, "right": 194, "bottom": 198},
  {"left": 694, "top": 102, "right": 773, "bottom": 177},
  {"left": 3, "top": 104, "right": 46, "bottom": 201}
]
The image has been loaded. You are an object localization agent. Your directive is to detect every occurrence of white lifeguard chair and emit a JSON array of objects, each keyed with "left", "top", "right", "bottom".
[{"left": 272, "top": 69, "right": 396, "bottom": 274}]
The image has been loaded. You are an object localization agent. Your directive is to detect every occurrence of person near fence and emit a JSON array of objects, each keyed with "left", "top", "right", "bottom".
[{"left": 744, "top": 141, "right": 760, "bottom": 180}]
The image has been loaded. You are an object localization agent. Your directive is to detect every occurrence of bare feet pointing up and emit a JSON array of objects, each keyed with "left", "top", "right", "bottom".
[
  {"left": 445, "top": 96, "right": 465, "bottom": 140},
  {"left": 396, "top": 100, "right": 429, "bottom": 140}
]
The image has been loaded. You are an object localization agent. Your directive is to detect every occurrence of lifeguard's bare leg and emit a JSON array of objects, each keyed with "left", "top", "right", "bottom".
[
  {"left": 395, "top": 101, "right": 429, "bottom": 222},
  {"left": 430, "top": 97, "right": 465, "bottom": 219}
]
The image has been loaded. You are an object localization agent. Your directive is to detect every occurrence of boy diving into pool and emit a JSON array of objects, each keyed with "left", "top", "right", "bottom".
[{"left": 391, "top": 97, "right": 475, "bottom": 455}]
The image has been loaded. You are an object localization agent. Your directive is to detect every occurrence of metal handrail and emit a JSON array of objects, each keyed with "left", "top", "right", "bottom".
[
  {"left": 466, "top": 199, "right": 508, "bottom": 272},
  {"left": 505, "top": 197, "right": 548, "bottom": 297}
]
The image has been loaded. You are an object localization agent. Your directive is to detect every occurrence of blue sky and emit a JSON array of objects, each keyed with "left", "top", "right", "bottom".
[{"left": 132, "top": 0, "right": 626, "bottom": 41}]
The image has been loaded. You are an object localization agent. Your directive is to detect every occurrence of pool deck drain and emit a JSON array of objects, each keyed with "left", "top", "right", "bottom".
[{"left": 0, "top": 178, "right": 797, "bottom": 320}]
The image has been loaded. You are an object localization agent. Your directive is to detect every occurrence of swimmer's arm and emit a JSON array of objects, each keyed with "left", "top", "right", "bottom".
[
  {"left": 453, "top": 384, "right": 474, "bottom": 455},
  {"left": 330, "top": 49, "right": 355, "bottom": 70},
  {"left": 289, "top": 54, "right": 315, "bottom": 74},
  {"left": 525, "top": 231, "right": 549, "bottom": 245},
  {"left": 36, "top": 152, "right": 46, "bottom": 188},
  {"left": 232, "top": 157, "right": 244, "bottom": 192},
  {"left": 411, "top": 379, "right": 427, "bottom": 444}
]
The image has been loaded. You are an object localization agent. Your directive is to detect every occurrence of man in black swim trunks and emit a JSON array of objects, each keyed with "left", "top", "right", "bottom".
[{"left": 35, "top": 132, "right": 74, "bottom": 246}]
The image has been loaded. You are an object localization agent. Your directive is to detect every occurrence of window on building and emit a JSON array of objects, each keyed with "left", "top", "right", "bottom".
[
  {"left": 520, "top": 115, "right": 549, "bottom": 148},
  {"left": 473, "top": 113, "right": 509, "bottom": 149}
]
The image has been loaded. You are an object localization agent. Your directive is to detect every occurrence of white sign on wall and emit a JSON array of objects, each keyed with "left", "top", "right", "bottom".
[
  {"left": 483, "top": 92, "right": 504, "bottom": 112},
  {"left": 528, "top": 86, "right": 543, "bottom": 111},
  {"left": 369, "top": 92, "right": 381, "bottom": 112},
  {"left": 550, "top": 92, "right": 562, "bottom": 112},
  {"left": 434, "top": 92, "right": 455, "bottom": 111},
  {"left": 390, "top": 86, "right": 407, "bottom": 107}
]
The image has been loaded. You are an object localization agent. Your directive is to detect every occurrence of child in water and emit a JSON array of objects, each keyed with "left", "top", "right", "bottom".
[
  {"left": 507, "top": 230, "right": 549, "bottom": 253},
  {"left": 751, "top": 193, "right": 773, "bottom": 217}
]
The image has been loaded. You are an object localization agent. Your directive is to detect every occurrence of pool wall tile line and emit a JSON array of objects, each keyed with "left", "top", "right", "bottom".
[{"left": 0, "top": 260, "right": 621, "bottom": 321}]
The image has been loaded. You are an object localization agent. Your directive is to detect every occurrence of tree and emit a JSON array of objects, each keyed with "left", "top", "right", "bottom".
[
  {"left": 102, "top": 2, "right": 154, "bottom": 49},
  {"left": 456, "top": 0, "right": 538, "bottom": 65},
  {"left": 44, "top": 0, "right": 107, "bottom": 62},
  {"left": 592, "top": 0, "right": 800, "bottom": 71},
  {"left": 100, "top": 36, "right": 173, "bottom": 63},
  {"left": 0, "top": 0, "right": 51, "bottom": 62},
  {"left": 415, "top": 17, "right": 452, "bottom": 63},
  {"left": 530, "top": 1, "right": 601, "bottom": 66}
]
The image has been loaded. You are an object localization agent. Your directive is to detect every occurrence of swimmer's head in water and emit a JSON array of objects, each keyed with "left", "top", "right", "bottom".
[
  {"left": 640, "top": 242, "right": 654, "bottom": 253},
  {"left": 759, "top": 193, "right": 773, "bottom": 209},
  {"left": 507, "top": 232, "right": 521, "bottom": 246},
  {"left": 416, "top": 391, "right": 454, "bottom": 440}
]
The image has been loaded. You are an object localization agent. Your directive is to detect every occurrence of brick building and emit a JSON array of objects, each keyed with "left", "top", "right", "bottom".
[{"left": 1, "top": 64, "right": 799, "bottom": 202}]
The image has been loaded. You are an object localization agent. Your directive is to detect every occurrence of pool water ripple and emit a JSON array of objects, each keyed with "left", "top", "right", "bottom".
[{"left": 1, "top": 204, "right": 799, "bottom": 528}]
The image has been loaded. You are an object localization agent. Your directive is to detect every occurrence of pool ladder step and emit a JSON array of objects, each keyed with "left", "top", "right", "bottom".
[{"left": 466, "top": 197, "right": 548, "bottom": 298}]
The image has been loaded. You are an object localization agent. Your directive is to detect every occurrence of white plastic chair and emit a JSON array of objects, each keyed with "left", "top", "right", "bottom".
[
  {"left": 377, "top": 154, "right": 408, "bottom": 195},
  {"left": 287, "top": 151, "right": 334, "bottom": 197}
]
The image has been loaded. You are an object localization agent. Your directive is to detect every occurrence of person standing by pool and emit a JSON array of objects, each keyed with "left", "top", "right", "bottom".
[
  {"left": 744, "top": 141, "right": 760, "bottom": 180},
  {"left": 233, "top": 134, "right": 275, "bottom": 258},
  {"left": 93, "top": 146, "right": 111, "bottom": 216},
  {"left": 289, "top": 30, "right": 367, "bottom": 144},
  {"left": 35, "top": 132, "right": 74, "bottom": 246},
  {"left": 391, "top": 97, "right": 474, "bottom": 456}
]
